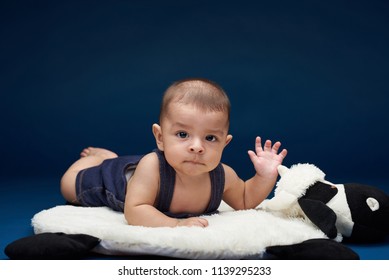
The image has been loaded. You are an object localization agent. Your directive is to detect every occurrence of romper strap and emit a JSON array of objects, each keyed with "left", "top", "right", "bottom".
[
  {"left": 153, "top": 149, "right": 225, "bottom": 217},
  {"left": 153, "top": 149, "right": 175, "bottom": 213},
  {"left": 205, "top": 163, "right": 225, "bottom": 214}
]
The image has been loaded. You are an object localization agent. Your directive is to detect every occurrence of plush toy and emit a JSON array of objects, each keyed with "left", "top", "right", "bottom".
[{"left": 261, "top": 163, "right": 389, "bottom": 243}]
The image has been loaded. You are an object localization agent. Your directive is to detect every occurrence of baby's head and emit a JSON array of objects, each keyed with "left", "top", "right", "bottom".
[
  {"left": 153, "top": 78, "right": 233, "bottom": 175},
  {"left": 159, "top": 78, "right": 231, "bottom": 128}
]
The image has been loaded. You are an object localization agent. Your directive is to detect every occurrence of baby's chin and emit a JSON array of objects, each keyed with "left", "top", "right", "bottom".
[{"left": 176, "top": 163, "right": 212, "bottom": 177}]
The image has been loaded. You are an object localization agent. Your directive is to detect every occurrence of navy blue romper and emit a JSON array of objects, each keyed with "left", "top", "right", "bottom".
[{"left": 75, "top": 149, "right": 225, "bottom": 218}]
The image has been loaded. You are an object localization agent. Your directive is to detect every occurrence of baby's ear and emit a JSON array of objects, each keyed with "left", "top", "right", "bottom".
[
  {"left": 225, "top": 134, "right": 233, "bottom": 146},
  {"left": 152, "top": 124, "right": 164, "bottom": 151}
]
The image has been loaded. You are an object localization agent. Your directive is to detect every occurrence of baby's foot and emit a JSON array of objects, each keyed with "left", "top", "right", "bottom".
[{"left": 80, "top": 147, "right": 118, "bottom": 159}]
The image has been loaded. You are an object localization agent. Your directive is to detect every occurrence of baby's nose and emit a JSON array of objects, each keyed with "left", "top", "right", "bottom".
[{"left": 189, "top": 139, "right": 204, "bottom": 154}]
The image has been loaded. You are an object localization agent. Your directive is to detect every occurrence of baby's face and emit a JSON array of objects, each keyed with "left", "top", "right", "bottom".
[{"left": 158, "top": 102, "right": 231, "bottom": 177}]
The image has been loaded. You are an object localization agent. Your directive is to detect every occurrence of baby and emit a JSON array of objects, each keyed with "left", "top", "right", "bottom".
[{"left": 60, "top": 78, "right": 287, "bottom": 227}]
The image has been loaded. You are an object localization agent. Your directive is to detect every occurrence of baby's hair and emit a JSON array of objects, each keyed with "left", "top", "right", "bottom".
[{"left": 159, "top": 78, "right": 231, "bottom": 124}]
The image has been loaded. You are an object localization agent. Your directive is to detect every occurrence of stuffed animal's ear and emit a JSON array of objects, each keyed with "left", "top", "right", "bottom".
[
  {"left": 304, "top": 181, "right": 338, "bottom": 204},
  {"left": 298, "top": 198, "right": 338, "bottom": 239},
  {"left": 277, "top": 165, "right": 289, "bottom": 176}
]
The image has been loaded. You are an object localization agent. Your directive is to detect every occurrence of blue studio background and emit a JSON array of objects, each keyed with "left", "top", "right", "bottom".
[{"left": 1, "top": 0, "right": 388, "bottom": 259}]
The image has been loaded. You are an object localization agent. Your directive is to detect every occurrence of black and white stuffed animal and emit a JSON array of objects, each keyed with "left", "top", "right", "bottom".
[{"left": 261, "top": 163, "right": 389, "bottom": 243}]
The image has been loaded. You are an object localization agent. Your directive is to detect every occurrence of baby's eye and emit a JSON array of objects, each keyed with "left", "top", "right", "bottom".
[
  {"left": 205, "top": 135, "right": 217, "bottom": 142},
  {"left": 176, "top": 132, "right": 189, "bottom": 138}
]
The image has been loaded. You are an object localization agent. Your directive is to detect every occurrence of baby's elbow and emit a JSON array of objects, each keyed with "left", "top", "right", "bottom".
[
  {"left": 124, "top": 207, "right": 136, "bottom": 226},
  {"left": 227, "top": 201, "right": 246, "bottom": 211},
  {"left": 233, "top": 204, "right": 246, "bottom": 211},
  {"left": 124, "top": 212, "right": 131, "bottom": 225}
]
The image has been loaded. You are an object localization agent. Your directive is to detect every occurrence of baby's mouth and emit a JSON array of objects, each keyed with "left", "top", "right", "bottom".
[{"left": 185, "top": 160, "right": 204, "bottom": 165}]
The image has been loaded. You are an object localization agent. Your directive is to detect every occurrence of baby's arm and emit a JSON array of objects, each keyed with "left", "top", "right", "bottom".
[
  {"left": 124, "top": 153, "right": 208, "bottom": 228},
  {"left": 246, "top": 136, "right": 287, "bottom": 204},
  {"left": 223, "top": 136, "right": 287, "bottom": 210}
]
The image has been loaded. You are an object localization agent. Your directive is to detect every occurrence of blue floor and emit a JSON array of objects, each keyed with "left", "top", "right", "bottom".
[{"left": 1, "top": 178, "right": 389, "bottom": 260}]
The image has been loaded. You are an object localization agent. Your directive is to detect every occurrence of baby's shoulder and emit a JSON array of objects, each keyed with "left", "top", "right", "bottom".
[
  {"left": 138, "top": 152, "right": 159, "bottom": 168},
  {"left": 129, "top": 152, "right": 160, "bottom": 185},
  {"left": 221, "top": 163, "right": 242, "bottom": 189},
  {"left": 221, "top": 163, "right": 238, "bottom": 176}
]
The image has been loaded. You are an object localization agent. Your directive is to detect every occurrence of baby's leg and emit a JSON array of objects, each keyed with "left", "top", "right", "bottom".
[{"left": 60, "top": 147, "right": 118, "bottom": 203}]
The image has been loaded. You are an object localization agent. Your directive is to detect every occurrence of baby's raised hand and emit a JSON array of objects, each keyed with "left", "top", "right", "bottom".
[
  {"left": 176, "top": 217, "right": 209, "bottom": 227},
  {"left": 247, "top": 136, "right": 287, "bottom": 178}
]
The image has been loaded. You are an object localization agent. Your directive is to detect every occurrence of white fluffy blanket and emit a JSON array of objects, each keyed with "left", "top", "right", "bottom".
[{"left": 31, "top": 202, "right": 326, "bottom": 259}]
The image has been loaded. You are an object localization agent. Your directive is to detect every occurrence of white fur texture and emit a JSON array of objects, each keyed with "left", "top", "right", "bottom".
[
  {"left": 31, "top": 202, "right": 326, "bottom": 259},
  {"left": 275, "top": 163, "right": 326, "bottom": 197},
  {"left": 262, "top": 164, "right": 326, "bottom": 214}
]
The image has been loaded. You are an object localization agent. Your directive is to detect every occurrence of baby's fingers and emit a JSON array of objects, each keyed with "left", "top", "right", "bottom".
[
  {"left": 263, "top": 139, "right": 272, "bottom": 152},
  {"left": 196, "top": 218, "right": 209, "bottom": 227},
  {"left": 278, "top": 148, "right": 288, "bottom": 159},
  {"left": 177, "top": 217, "right": 209, "bottom": 227},
  {"left": 247, "top": 150, "right": 259, "bottom": 164},
  {"left": 271, "top": 141, "right": 288, "bottom": 161},
  {"left": 271, "top": 141, "right": 282, "bottom": 153},
  {"left": 254, "top": 136, "right": 263, "bottom": 154}
]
